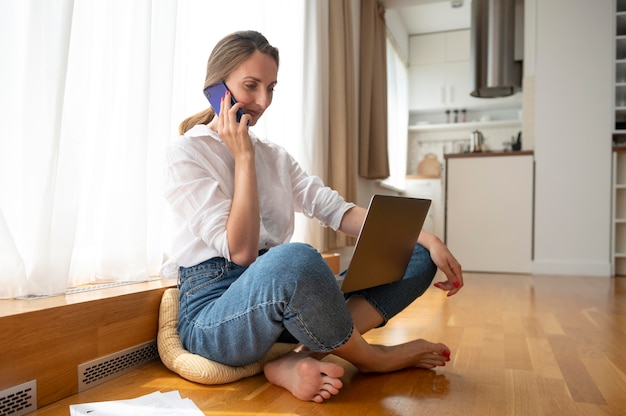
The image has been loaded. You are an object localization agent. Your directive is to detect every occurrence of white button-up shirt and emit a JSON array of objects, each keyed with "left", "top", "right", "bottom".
[{"left": 160, "top": 124, "right": 355, "bottom": 279}]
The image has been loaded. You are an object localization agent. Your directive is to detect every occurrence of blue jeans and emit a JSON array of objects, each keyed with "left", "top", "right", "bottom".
[{"left": 177, "top": 242, "right": 436, "bottom": 366}]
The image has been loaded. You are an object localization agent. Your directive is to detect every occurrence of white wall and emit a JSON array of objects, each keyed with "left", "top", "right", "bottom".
[
  {"left": 385, "top": 8, "right": 410, "bottom": 64},
  {"left": 531, "top": 0, "right": 613, "bottom": 276}
]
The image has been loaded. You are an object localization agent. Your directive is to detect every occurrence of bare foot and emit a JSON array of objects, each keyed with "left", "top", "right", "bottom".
[
  {"left": 264, "top": 351, "right": 345, "bottom": 403},
  {"left": 346, "top": 339, "right": 451, "bottom": 373}
]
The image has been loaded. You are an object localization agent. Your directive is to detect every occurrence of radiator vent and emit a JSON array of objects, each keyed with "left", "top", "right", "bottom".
[
  {"left": 0, "top": 380, "right": 37, "bottom": 416},
  {"left": 77, "top": 340, "right": 158, "bottom": 392}
]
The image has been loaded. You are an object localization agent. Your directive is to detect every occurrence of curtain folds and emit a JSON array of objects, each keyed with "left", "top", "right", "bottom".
[
  {"left": 326, "top": 0, "right": 357, "bottom": 251},
  {"left": 358, "top": 0, "right": 389, "bottom": 179}
]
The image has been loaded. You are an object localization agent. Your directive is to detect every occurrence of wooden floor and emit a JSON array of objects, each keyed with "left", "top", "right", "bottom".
[{"left": 32, "top": 272, "right": 626, "bottom": 416}]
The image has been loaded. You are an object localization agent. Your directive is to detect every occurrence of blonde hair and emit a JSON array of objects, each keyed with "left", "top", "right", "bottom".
[{"left": 178, "top": 31, "right": 280, "bottom": 135}]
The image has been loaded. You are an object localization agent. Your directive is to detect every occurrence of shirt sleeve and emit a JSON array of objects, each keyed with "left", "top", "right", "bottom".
[
  {"left": 286, "top": 154, "right": 355, "bottom": 231},
  {"left": 162, "top": 138, "right": 232, "bottom": 260}
]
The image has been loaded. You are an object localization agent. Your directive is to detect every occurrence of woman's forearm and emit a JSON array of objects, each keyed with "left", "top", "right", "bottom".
[
  {"left": 417, "top": 230, "right": 440, "bottom": 250},
  {"left": 226, "top": 154, "right": 260, "bottom": 266},
  {"left": 338, "top": 206, "right": 367, "bottom": 237}
]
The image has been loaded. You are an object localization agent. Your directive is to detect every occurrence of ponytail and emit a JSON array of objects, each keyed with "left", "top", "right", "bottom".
[{"left": 179, "top": 108, "right": 215, "bottom": 135}]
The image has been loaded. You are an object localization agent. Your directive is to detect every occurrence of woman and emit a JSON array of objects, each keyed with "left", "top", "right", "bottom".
[{"left": 162, "top": 30, "right": 464, "bottom": 403}]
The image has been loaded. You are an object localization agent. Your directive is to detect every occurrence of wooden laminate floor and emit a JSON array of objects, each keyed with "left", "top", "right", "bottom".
[{"left": 33, "top": 272, "right": 626, "bottom": 416}]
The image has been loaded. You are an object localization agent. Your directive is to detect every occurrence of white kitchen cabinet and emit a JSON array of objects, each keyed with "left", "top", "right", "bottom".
[
  {"left": 445, "top": 152, "right": 534, "bottom": 273},
  {"left": 409, "top": 64, "right": 447, "bottom": 110},
  {"left": 409, "top": 30, "right": 481, "bottom": 111},
  {"left": 409, "top": 61, "right": 479, "bottom": 111},
  {"left": 409, "top": 30, "right": 469, "bottom": 66},
  {"left": 409, "top": 32, "right": 446, "bottom": 66}
]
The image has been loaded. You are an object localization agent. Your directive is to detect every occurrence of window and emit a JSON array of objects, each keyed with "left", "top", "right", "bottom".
[
  {"left": 381, "top": 37, "right": 409, "bottom": 192},
  {"left": 0, "top": 0, "right": 327, "bottom": 297}
]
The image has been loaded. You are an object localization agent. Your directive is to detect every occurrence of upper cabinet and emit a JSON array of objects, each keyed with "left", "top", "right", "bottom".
[
  {"left": 409, "top": 31, "right": 468, "bottom": 65},
  {"left": 409, "top": 30, "right": 478, "bottom": 111},
  {"left": 408, "top": 29, "right": 521, "bottom": 113}
]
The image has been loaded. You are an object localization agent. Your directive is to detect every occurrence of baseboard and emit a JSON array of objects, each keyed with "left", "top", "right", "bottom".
[{"left": 532, "top": 259, "right": 612, "bottom": 277}]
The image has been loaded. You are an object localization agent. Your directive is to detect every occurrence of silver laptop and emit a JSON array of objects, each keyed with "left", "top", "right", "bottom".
[{"left": 338, "top": 195, "right": 431, "bottom": 293}]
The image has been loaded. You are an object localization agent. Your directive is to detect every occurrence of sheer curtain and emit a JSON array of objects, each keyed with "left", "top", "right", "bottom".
[
  {"left": 384, "top": 37, "right": 409, "bottom": 191},
  {"left": 0, "top": 0, "right": 327, "bottom": 298}
]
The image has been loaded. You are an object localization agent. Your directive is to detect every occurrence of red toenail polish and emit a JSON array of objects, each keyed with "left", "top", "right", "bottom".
[
  {"left": 443, "top": 350, "right": 451, "bottom": 357},
  {"left": 453, "top": 281, "right": 460, "bottom": 288}
]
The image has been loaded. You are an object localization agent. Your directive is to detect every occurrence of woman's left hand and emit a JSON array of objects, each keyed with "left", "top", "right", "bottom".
[{"left": 419, "top": 232, "right": 464, "bottom": 297}]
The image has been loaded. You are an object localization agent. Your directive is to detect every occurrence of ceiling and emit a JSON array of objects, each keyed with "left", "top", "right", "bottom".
[{"left": 381, "top": 0, "right": 472, "bottom": 35}]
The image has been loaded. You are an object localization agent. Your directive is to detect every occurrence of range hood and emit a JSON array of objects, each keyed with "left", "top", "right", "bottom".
[{"left": 470, "top": 0, "right": 524, "bottom": 98}]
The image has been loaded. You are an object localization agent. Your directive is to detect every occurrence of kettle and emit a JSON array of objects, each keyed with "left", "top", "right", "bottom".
[
  {"left": 512, "top": 131, "right": 522, "bottom": 151},
  {"left": 470, "top": 130, "right": 484, "bottom": 152}
]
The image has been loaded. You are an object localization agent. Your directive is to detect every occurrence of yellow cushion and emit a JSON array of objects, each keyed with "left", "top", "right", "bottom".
[{"left": 157, "top": 287, "right": 294, "bottom": 384}]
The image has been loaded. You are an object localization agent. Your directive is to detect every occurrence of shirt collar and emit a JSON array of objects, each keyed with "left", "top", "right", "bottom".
[{"left": 185, "top": 123, "right": 258, "bottom": 145}]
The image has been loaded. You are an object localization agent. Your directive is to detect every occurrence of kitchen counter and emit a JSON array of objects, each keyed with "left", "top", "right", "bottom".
[{"left": 444, "top": 150, "right": 534, "bottom": 159}]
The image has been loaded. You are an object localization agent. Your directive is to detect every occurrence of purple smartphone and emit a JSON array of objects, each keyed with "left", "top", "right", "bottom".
[{"left": 203, "top": 82, "right": 245, "bottom": 122}]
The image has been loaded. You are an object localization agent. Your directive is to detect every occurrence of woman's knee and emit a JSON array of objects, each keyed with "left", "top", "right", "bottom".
[
  {"left": 267, "top": 243, "right": 326, "bottom": 269},
  {"left": 261, "top": 243, "right": 337, "bottom": 288}
]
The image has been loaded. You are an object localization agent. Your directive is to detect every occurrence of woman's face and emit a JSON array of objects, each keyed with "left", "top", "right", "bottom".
[{"left": 224, "top": 50, "right": 278, "bottom": 127}]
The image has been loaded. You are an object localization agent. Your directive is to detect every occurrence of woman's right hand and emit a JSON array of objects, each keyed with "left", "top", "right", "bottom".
[{"left": 215, "top": 91, "right": 254, "bottom": 160}]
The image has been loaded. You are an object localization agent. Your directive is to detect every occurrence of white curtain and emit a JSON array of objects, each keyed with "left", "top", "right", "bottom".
[
  {"left": 384, "top": 37, "right": 409, "bottom": 190},
  {"left": 0, "top": 0, "right": 328, "bottom": 298}
]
